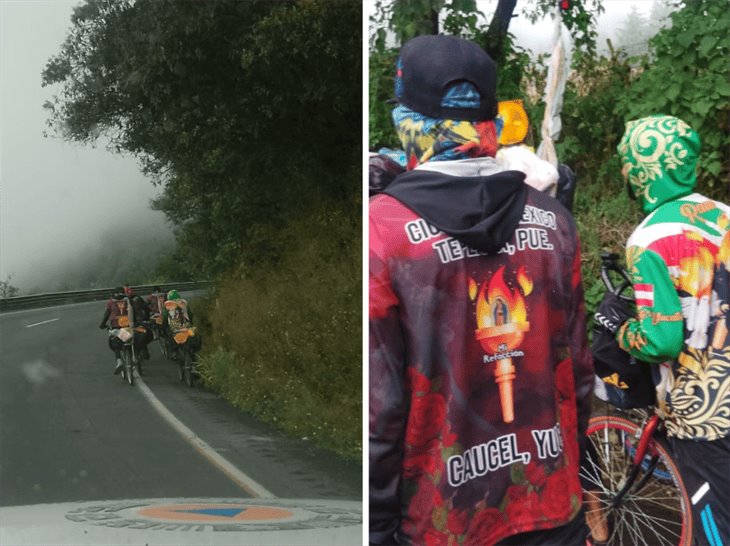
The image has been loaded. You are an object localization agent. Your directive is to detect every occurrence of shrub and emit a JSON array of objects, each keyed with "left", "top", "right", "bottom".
[{"left": 197, "top": 199, "right": 361, "bottom": 460}]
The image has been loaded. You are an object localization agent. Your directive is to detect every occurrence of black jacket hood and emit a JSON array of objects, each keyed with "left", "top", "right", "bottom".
[{"left": 383, "top": 168, "right": 528, "bottom": 254}]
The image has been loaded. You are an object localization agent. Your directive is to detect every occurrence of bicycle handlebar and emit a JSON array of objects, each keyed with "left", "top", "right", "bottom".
[{"left": 599, "top": 252, "right": 634, "bottom": 303}]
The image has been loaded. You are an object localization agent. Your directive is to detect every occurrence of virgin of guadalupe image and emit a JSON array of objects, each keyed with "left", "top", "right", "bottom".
[{"left": 493, "top": 297, "right": 508, "bottom": 326}]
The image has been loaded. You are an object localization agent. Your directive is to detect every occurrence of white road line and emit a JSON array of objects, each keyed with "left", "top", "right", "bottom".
[
  {"left": 25, "top": 318, "right": 59, "bottom": 328},
  {"left": 135, "top": 377, "right": 276, "bottom": 499}
]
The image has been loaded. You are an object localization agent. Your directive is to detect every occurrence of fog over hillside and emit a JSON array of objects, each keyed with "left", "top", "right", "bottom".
[{"left": 1, "top": 1, "right": 174, "bottom": 294}]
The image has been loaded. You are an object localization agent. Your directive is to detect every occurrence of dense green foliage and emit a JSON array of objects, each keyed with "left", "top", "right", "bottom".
[
  {"left": 369, "top": 48, "right": 400, "bottom": 151},
  {"left": 44, "top": 0, "right": 361, "bottom": 278},
  {"left": 371, "top": 0, "right": 483, "bottom": 48},
  {"left": 561, "top": 0, "right": 730, "bottom": 309},
  {"left": 196, "top": 201, "right": 361, "bottom": 460},
  {"left": 622, "top": 0, "right": 730, "bottom": 191},
  {"left": 556, "top": 48, "right": 641, "bottom": 311},
  {"left": 45, "top": 0, "right": 362, "bottom": 458}
]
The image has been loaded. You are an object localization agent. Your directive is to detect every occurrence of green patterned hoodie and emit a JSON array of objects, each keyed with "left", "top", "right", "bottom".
[{"left": 616, "top": 115, "right": 730, "bottom": 441}]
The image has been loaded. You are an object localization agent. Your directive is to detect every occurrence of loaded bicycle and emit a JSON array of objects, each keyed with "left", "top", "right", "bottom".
[
  {"left": 581, "top": 253, "right": 691, "bottom": 546},
  {"left": 170, "top": 327, "right": 199, "bottom": 388},
  {"left": 107, "top": 326, "right": 141, "bottom": 386}
]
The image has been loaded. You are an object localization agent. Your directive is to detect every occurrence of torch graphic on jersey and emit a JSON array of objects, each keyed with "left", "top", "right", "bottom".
[{"left": 470, "top": 266, "right": 532, "bottom": 423}]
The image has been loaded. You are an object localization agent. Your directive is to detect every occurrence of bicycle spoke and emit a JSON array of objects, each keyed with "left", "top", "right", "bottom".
[
  {"left": 581, "top": 457, "right": 611, "bottom": 490},
  {"left": 613, "top": 506, "right": 631, "bottom": 546},
  {"left": 584, "top": 417, "right": 689, "bottom": 546},
  {"left": 627, "top": 509, "right": 671, "bottom": 546},
  {"left": 630, "top": 486, "right": 684, "bottom": 511},
  {"left": 623, "top": 501, "right": 647, "bottom": 546},
  {"left": 627, "top": 494, "right": 683, "bottom": 511},
  {"left": 622, "top": 499, "right": 683, "bottom": 542},
  {"left": 617, "top": 497, "right": 642, "bottom": 546},
  {"left": 606, "top": 488, "right": 684, "bottom": 545},
  {"left": 623, "top": 502, "right": 682, "bottom": 533}
]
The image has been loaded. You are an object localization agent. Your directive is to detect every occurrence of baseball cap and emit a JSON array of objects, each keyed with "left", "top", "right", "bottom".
[{"left": 395, "top": 34, "right": 498, "bottom": 121}]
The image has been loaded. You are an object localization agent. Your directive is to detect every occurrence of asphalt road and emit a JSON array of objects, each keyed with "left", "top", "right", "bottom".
[{"left": 0, "top": 300, "right": 361, "bottom": 507}]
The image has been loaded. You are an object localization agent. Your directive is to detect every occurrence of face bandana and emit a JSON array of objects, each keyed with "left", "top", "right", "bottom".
[{"left": 392, "top": 82, "right": 500, "bottom": 170}]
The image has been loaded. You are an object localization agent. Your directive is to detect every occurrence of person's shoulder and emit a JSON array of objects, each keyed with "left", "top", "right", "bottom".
[
  {"left": 369, "top": 192, "right": 409, "bottom": 216},
  {"left": 521, "top": 185, "right": 582, "bottom": 257},
  {"left": 369, "top": 193, "right": 426, "bottom": 238},
  {"left": 524, "top": 185, "right": 575, "bottom": 225},
  {"left": 369, "top": 153, "right": 405, "bottom": 196}
]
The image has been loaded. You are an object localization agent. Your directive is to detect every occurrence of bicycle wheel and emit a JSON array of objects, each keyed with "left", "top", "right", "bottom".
[
  {"left": 184, "top": 350, "right": 195, "bottom": 388},
  {"left": 177, "top": 350, "right": 185, "bottom": 382},
  {"left": 160, "top": 336, "right": 169, "bottom": 359},
  {"left": 123, "top": 348, "right": 134, "bottom": 386},
  {"left": 581, "top": 415, "right": 691, "bottom": 546}
]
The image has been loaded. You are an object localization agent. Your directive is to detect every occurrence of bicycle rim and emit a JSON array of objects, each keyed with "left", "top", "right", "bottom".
[
  {"left": 124, "top": 349, "right": 134, "bottom": 386},
  {"left": 184, "top": 351, "right": 194, "bottom": 388},
  {"left": 178, "top": 350, "right": 185, "bottom": 382},
  {"left": 582, "top": 415, "right": 691, "bottom": 546}
]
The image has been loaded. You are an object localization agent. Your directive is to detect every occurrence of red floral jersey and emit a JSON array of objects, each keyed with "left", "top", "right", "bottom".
[{"left": 369, "top": 174, "right": 593, "bottom": 546}]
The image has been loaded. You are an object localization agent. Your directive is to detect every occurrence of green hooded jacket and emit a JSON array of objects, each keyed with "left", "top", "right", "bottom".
[{"left": 615, "top": 115, "right": 730, "bottom": 440}]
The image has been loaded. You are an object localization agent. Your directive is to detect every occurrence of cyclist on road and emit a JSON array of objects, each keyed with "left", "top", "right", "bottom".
[
  {"left": 163, "top": 289, "right": 201, "bottom": 359},
  {"left": 123, "top": 284, "right": 152, "bottom": 360},
  {"left": 369, "top": 35, "right": 593, "bottom": 546},
  {"left": 163, "top": 289, "right": 192, "bottom": 330},
  {"left": 613, "top": 115, "right": 730, "bottom": 545},
  {"left": 146, "top": 285, "right": 166, "bottom": 338},
  {"left": 146, "top": 286, "right": 166, "bottom": 320},
  {"left": 99, "top": 286, "right": 139, "bottom": 374}
]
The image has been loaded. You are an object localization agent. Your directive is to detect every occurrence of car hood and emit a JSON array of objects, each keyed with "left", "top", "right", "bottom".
[{"left": 0, "top": 497, "right": 362, "bottom": 546}]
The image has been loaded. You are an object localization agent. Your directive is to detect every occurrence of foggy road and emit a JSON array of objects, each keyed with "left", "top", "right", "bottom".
[{"left": 0, "top": 300, "right": 361, "bottom": 545}]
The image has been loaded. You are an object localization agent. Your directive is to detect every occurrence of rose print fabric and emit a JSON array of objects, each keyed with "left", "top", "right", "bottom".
[{"left": 370, "top": 167, "right": 593, "bottom": 545}]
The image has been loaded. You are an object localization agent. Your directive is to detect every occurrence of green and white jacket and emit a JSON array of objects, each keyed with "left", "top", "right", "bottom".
[{"left": 616, "top": 116, "right": 730, "bottom": 441}]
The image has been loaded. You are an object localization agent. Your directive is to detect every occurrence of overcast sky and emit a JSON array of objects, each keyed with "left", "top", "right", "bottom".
[
  {"left": 0, "top": 0, "right": 172, "bottom": 292},
  {"left": 491, "top": 0, "right": 657, "bottom": 55},
  {"left": 1, "top": 0, "right": 661, "bottom": 293}
]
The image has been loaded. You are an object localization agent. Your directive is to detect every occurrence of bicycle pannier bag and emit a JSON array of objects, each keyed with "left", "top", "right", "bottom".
[{"left": 592, "top": 292, "right": 656, "bottom": 409}]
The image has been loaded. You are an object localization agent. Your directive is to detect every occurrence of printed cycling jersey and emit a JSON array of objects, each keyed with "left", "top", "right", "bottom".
[
  {"left": 370, "top": 161, "right": 593, "bottom": 545},
  {"left": 618, "top": 194, "right": 730, "bottom": 440},
  {"left": 616, "top": 115, "right": 730, "bottom": 441}
]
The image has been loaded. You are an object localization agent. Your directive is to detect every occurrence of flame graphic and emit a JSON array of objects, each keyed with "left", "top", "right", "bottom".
[
  {"left": 475, "top": 266, "right": 529, "bottom": 352},
  {"left": 720, "top": 232, "right": 730, "bottom": 269},
  {"left": 517, "top": 266, "right": 533, "bottom": 296},
  {"left": 468, "top": 277, "right": 478, "bottom": 301},
  {"left": 472, "top": 267, "right": 531, "bottom": 424},
  {"left": 678, "top": 246, "right": 714, "bottom": 298}
]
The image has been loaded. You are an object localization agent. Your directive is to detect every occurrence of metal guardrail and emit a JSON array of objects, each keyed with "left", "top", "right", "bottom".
[{"left": 0, "top": 282, "right": 214, "bottom": 312}]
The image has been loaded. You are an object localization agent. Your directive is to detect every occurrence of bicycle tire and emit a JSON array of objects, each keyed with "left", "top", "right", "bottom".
[
  {"left": 123, "top": 348, "right": 134, "bottom": 386},
  {"left": 178, "top": 351, "right": 185, "bottom": 382},
  {"left": 582, "top": 415, "right": 691, "bottom": 546},
  {"left": 160, "top": 336, "right": 169, "bottom": 359},
  {"left": 184, "top": 350, "right": 195, "bottom": 388}
]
